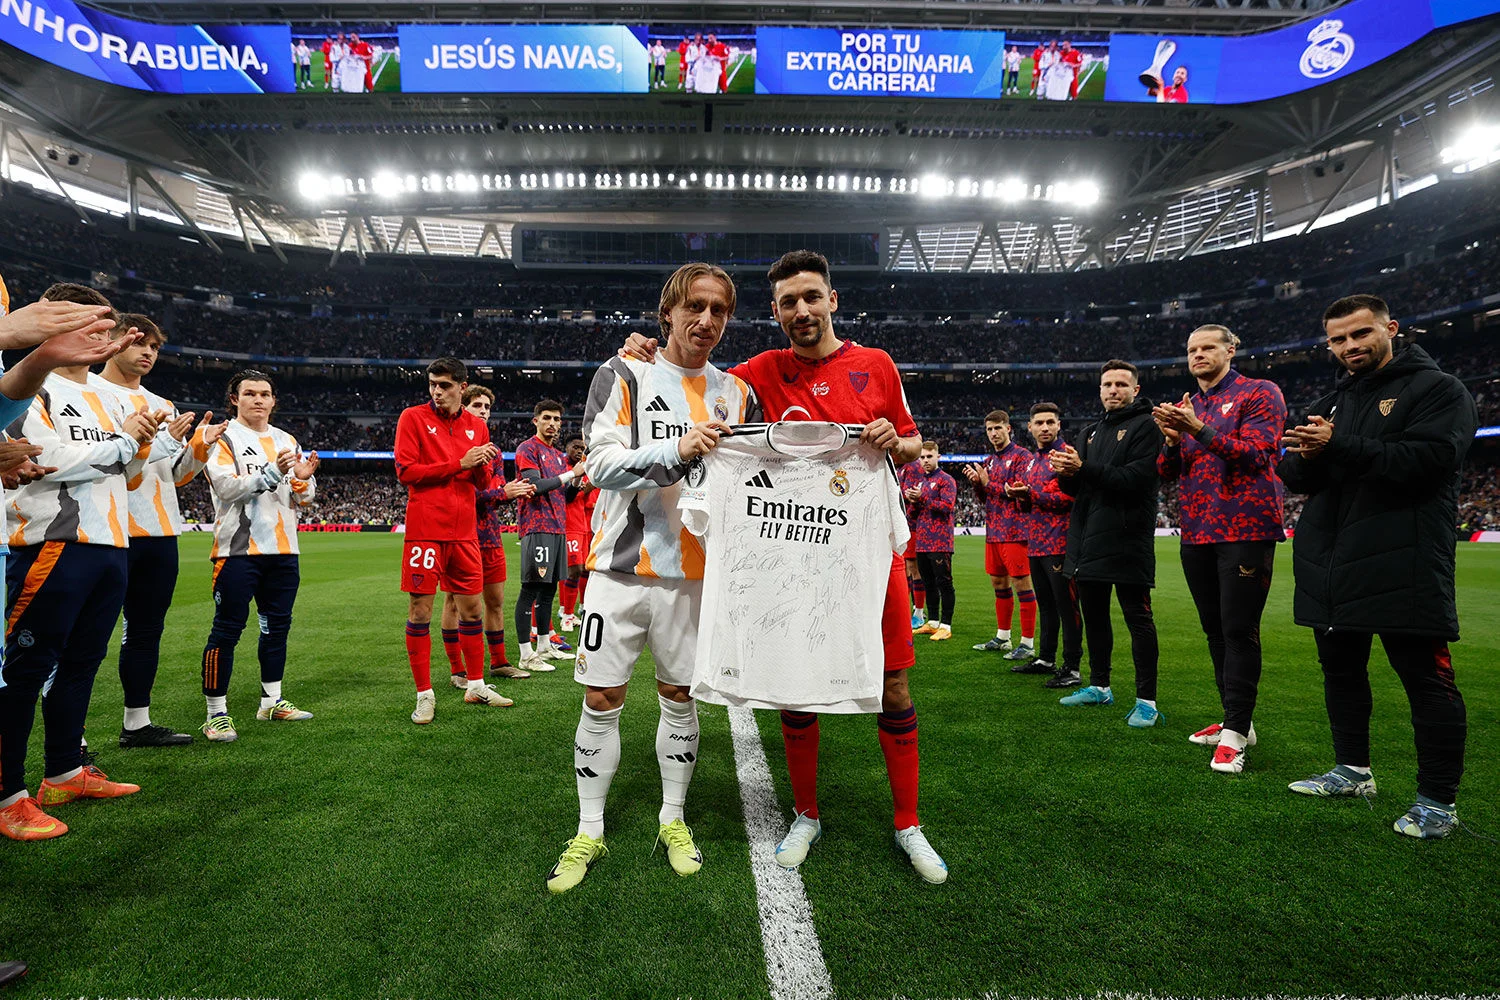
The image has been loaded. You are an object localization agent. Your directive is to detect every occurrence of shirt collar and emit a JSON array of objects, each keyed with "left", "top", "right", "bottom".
[
  {"left": 1200, "top": 369, "right": 1242, "bottom": 399},
  {"left": 790, "top": 340, "right": 854, "bottom": 368}
]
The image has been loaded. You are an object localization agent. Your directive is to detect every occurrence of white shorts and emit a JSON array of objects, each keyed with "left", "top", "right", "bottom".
[{"left": 573, "top": 570, "right": 701, "bottom": 689}]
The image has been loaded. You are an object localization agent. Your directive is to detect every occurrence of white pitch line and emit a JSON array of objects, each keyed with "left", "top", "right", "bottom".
[{"left": 728, "top": 705, "right": 835, "bottom": 1000}]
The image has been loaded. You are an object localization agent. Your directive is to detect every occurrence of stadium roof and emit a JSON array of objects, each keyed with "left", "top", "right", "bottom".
[{"left": 2, "top": 0, "right": 1499, "bottom": 270}]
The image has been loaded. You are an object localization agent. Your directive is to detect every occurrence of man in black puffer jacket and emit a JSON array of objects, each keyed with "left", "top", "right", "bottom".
[
  {"left": 1047, "top": 360, "right": 1165, "bottom": 726},
  {"left": 1279, "top": 294, "right": 1476, "bottom": 841}
]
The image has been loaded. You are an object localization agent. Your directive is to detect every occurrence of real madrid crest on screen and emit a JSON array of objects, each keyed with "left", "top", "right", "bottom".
[{"left": 1300, "top": 19, "right": 1355, "bottom": 80}]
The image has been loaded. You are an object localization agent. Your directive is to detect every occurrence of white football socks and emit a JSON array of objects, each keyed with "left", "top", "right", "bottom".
[
  {"left": 997, "top": 629, "right": 1011, "bottom": 641},
  {"left": 260, "top": 680, "right": 282, "bottom": 710},
  {"left": 656, "top": 695, "right": 699, "bottom": 826},
  {"left": 1221, "top": 728, "right": 1247, "bottom": 751},
  {"left": 206, "top": 695, "right": 228, "bottom": 717},
  {"left": 123, "top": 706, "right": 151, "bottom": 730},
  {"left": 575, "top": 702, "right": 622, "bottom": 839}
]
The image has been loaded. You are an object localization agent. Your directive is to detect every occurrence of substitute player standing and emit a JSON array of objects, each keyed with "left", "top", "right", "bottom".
[
  {"left": 1051, "top": 360, "right": 1164, "bottom": 726},
  {"left": 513, "top": 400, "right": 582, "bottom": 673},
  {"left": 547, "top": 262, "right": 755, "bottom": 893},
  {"left": 199, "top": 371, "right": 320, "bottom": 743},
  {"left": 395, "top": 358, "right": 513, "bottom": 726},
  {"left": 964, "top": 410, "right": 1038, "bottom": 660},
  {"left": 1279, "top": 295, "right": 1476, "bottom": 839},
  {"left": 623, "top": 249, "right": 947, "bottom": 884},
  {"left": 904, "top": 442, "right": 957, "bottom": 641},
  {"left": 558, "top": 436, "right": 596, "bottom": 631},
  {"left": 897, "top": 459, "right": 928, "bottom": 629},
  {"left": 96, "top": 312, "right": 221, "bottom": 748},
  {"left": 437, "top": 385, "right": 535, "bottom": 684},
  {"left": 1008, "top": 403, "right": 1083, "bottom": 686},
  {"left": 1154, "top": 325, "right": 1287, "bottom": 774}
]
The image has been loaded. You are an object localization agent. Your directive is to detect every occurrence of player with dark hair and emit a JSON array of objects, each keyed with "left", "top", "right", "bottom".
[
  {"left": 964, "top": 410, "right": 1038, "bottom": 659},
  {"left": 1159, "top": 66, "right": 1189, "bottom": 103},
  {"left": 1049, "top": 360, "right": 1165, "bottom": 726},
  {"left": 1008, "top": 402, "right": 1083, "bottom": 686},
  {"left": 513, "top": 398, "right": 582, "bottom": 674},
  {"left": 1279, "top": 294, "right": 1476, "bottom": 839},
  {"left": 97, "top": 312, "right": 222, "bottom": 748},
  {"left": 1155, "top": 324, "right": 1287, "bottom": 773},
  {"left": 396, "top": 358, "right": 511, "bottom": 726},
  {"left": 897, "top": 459, "right": 928, "bottom": 629},
  {"left": 0, "top": 280, "right": 155, "bottom": 841},
  {"left": 436, "top": 385, "right": 535, "bottom": 685},
  {"left": 199, "top": 370, "right": 319, "bottom": 743},
  {"left": 558, "top": 436, "right": 596, "bottom": 631},
  {"left": 623, "top": 248, "right": 946, "bottom": 884},
  {"left": 903, "top": 442, "right": 957, "bottom": 641}
]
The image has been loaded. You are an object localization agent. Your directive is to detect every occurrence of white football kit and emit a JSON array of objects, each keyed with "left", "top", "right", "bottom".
[
  {"left": 678, "top": 421, "right": 910, "bottom": 713},
  {"left": 204, "top": 421, "right": 316, "bottom": 559},
  {"left": 90, "top": 375, "right": 209, "bottom": 538},
  {"left": 578, "top": 355, "right": 756, "bottom": 687}
]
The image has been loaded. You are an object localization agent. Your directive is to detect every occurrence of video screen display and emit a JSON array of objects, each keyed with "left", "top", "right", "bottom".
[
  {"left": 397, "top": 24, "right": 650, "bottom": 93},
  {"left": 644, "top": 25, "right": 756, "bottom": 94},
  {"left": 754, "top": 28, "right": 1011, "bottom": 99},
  {"left": 289, "top": 26, "right": 400, "bottom": 93}
]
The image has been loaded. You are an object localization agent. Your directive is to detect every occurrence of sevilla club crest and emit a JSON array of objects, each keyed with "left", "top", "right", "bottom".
[
  {"left": 1379, "top": 398, "right": 1396, "bottom": 417},
  {"left": 1117, "top": 429, "right": 1127, "bottom": 442},
  {"left": 848, "top": 371, "right": 870, "bottom": 393},
  {"left": 1220, "top": 401, "right": 1233, "bottom": 416},
  {"left": 466, "top": 429, "right": 475, "bottom": 439}
]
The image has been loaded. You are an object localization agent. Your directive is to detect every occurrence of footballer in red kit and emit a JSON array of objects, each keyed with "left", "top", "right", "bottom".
[
  {"left": 394, "top": 357, "right": 514, "bottom": 723},
  {"left": 623, "top": 249, "right": 948, "bottom": 884},
  {"left": 559, "top": 436, "right": 596, "bottom": 629}
]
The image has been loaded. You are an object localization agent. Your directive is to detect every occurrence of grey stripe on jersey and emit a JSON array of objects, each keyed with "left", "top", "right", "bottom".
[
  {"left": 609, "top": 495, "right": 648, "bottom": 575},
  {"left": 50, "top": 484, "right": 82, "bottom": 542},
  {"left": 584, "top": 357, "right": 642, "bottom": 452}
]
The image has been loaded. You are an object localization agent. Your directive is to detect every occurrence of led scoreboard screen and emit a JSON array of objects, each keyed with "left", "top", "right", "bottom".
[{"left": 1, "top": 0, "right": 1499, "bottom": 100}]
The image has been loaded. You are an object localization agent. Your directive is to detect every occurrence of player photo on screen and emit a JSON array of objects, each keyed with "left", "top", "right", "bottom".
[
  {"left": 1001, "top": 32, "right": 1109, "bottom": 101},
  {"left": 646, "top": 25, "right": 755, "bottom": 94},
  {"left": 1102, "top": 34, "right": 1223, "bottom": 104},
  {"left": 291, "top": 25, "right": 401, "bottom": 93}
]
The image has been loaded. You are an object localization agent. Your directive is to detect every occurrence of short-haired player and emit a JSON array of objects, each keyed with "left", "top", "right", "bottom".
[{"left": 964, "top": 410, "right": 1039, "bottom": 660}]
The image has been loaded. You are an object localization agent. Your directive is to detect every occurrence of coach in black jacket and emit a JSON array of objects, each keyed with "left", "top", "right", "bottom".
[
  {"left": 1278, "top": 294, "right": 1476, "bottom": 840},
  {"left": 1050, "top": 360, "right": 1165, "bottom": 724}
]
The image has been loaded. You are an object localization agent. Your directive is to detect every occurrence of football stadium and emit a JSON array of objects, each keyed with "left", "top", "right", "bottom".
[{"left": 1, "top": 0, "right": 1499, "bottom": 997}]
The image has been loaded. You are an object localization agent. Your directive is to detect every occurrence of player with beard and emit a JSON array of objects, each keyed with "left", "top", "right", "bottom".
[
  {"left": 904, "top": 442, "right": 957, "bottom": 641},
  {"left": 1005, "top": 403, "right": 1083, "bottom": 686},
  {"left": 1049, "top": 360, "right": 1165, "bottom": 727},
  {"left": 622, "top": 249, "right": 946, "bottom": 885},
  {"left": 964, "top": 411, "right": 1038, "bottom": 660},
  {"left": 513, "top": 400, "right": 583, "bottom": 675},
  {"left": 1278, "top": 295, "right": 1476, "bottom": 839}
]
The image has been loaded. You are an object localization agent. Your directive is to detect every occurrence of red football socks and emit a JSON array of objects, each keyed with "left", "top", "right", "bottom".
[
  {"left": 779, "top": 710, "right": 820, "bottom": 819},
  {"left": 405, "top": 621, "right": 432, "bottom": 691},
  {"left": 877, "top": 707, "right": 920, "bottom": 830}
]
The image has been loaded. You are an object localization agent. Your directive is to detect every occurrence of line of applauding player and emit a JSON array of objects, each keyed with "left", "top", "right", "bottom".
[
  {"left": 956, "top": 294, "right": 1474, "bottom": 838},
  {"left": 2, "top": 279, "right": 322, "bottom": 842}
]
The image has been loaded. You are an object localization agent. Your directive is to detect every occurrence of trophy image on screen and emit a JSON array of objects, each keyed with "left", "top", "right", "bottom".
[{"left": 1139, "top": 38, "right": 1176, "bottom": 95}]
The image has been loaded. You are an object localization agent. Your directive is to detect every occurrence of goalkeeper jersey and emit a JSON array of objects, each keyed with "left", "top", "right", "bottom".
[
  {"left": 582, "top": 354, "right": 756, "bottom": 580},
  {"left": 678, "top": 421, "right": 909, "bottom": 712},
  {"left": 90, "top": 375, "right": 209, "bottom": 538},
  {"left": 205, "top": 420, "right": 316, "bottom": 559},
  {"left": 5, "top": 372, "right": 148, "bottom": 548}
]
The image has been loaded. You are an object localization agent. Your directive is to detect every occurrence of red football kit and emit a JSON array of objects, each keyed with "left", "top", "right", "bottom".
[
  {"left": 730, "top": 338, "right": 924, "bottom": 831},
  {"left": 394, "top": 401, "right": 491, "bottom": 596},
  {"left": 564, "top": 470, "right": 596, "bottom": 569}
]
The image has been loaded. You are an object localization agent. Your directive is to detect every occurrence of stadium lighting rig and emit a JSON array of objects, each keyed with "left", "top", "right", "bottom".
[
  {"left": 294, "top": 170, "right": 1103, "bottom": 208},
  {"left": 1440, "top": 123, "right": 1500, "bottom": 174}
]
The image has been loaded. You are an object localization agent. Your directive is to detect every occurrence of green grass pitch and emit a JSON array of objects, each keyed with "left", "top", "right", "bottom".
[
  {"left": 4, "top": 534, "right": 1496, "bottom": 998},
  {"left": 1005, "top": 57, "right": 1107, "bottom": 102}
]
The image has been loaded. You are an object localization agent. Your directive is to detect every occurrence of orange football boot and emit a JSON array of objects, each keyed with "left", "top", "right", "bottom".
[
  {"left": 0, "top": 797, "right": 68, "bottom": 840},
  {"left": 37, "top": 767, "right": 140, "bottom": 806}
]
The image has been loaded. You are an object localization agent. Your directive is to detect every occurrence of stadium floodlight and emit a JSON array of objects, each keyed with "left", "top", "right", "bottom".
[
  {"left": 918, "top": 174, "right": 948, "bottom": 198},
  {"left": 1052, "top": 180, "right": 1100, "bottom": 206},
  {"left": 371, "top": 172, "right": 401, "bottom": 198},
  {"left": 297, "top": 173, "right": 328, "bottom": 201},
  {"left": 997, "top": 178, "right": 1027, "bottom": 202},
  {"left": 1441, "top": 123, "right": 1500, "bottom": 173}
]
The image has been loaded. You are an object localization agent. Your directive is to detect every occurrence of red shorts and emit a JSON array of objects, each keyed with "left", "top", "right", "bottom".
[
  {"left": 401, "top": 539, "right": 482, "bottom": 596},
  {"left": 881, "top": 555, "right": 916, "bottom": 672},
  {"left": 985, "top": 541, "right": 1030, "bottom": 579},
  {"left": 902, "top": 533, "right": 917, "bottom": 560},
  {"left": 566, "top": 532, "right": 589, "bottom": 570},
  {"left": 481, "top": 545, "right": 507, "bottom": 586}
]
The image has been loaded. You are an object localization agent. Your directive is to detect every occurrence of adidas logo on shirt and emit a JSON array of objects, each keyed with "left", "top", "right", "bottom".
[
  {"left": 242, "top": 446, "right": 260, "bottom": 457},
  {"left": 59, "top": 403, "right": 83, "bottom": 418},
  {"left": 644, "top": 395, "right": 672, "bottom": 413},
  {"left": 745, "top": 470, "right": 775, "bottom": 489}
]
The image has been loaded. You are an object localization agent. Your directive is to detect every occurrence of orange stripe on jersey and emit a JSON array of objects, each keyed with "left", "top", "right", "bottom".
[
  {"left": 211, "top": 558, "right": 226, "bottom": 590},
  {"left": 679, "top": 527, "right": 705, "bottom": 580},
  {"left": 682, "top": 376, "right": 709, "bottom": 424},
  {"left": 82, "top": 391, "right": 117, "bottom": 432},
  {"left": 616, "top": 379, "right": 632, "bottom": 427},
  {"left": 259, "top": 435, "right": 278, "bottom": 463},
  {"left": 7, "top": 540, "right": 63, "bottom": 635},
  {"left": 584, "top": 510, "right": 606, "bottom": 571},
  {"left": 635, "top": 543, "right": 658, "bottom": 578},
  {"left": 247, "top": 533, "right": 263, "bottom": 556},
  {"left": 274, "top": 512, "right": 292, "bottom": 553},
  {"left": 153, "top": 482, "right": 174, "bottom": 535},
  {"left": 36, "top": 400, "right": 53, "bottom": 430},
  {"left": 129, "top": 514, "right": 147, "bottom": 538},
  {"left": 9, "top": 507, "right": 28, "bottom": 548},
  {"left": 0, "top": 274, "right": 9, "bottom": 315},
  {"left": 106, "top": 492, "right": 125, "bottom": 547}
]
